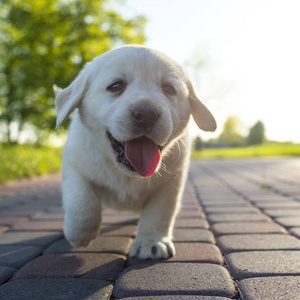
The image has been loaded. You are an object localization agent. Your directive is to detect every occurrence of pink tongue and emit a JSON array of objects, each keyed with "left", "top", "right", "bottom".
[{"left": 125, "top": 136, "right": 160, "bottom": 177}]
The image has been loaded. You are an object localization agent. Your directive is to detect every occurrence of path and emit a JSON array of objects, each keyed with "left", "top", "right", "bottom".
[{"left": 0, "top": 158, "right": 300, "bottom": 299}]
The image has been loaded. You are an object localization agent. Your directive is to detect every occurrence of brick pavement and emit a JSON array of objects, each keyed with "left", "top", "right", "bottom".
[{"left": 0, "top": 158, "right": 300, "bottom": 299}]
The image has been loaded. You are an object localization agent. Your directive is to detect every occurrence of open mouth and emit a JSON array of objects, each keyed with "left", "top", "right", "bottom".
[{"left": 107, "top": 131, "right": 163, "bottom": 177}]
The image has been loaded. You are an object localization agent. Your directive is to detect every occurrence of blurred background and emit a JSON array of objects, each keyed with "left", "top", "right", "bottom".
[{"left": 1, "top": 0, "right": 300, "bottom": 183}]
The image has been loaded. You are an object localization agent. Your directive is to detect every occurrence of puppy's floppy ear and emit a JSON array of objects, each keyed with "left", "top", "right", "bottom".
[
  {"left": 188, "top": 81, "right": 217, "bottom": 132},
  {"left": 55, "top": 66, "right": 90, "bottom": 128}
]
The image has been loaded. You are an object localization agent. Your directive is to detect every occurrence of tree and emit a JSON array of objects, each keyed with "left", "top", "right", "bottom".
[
  {"left": 219, "top": 116, "right": 245, "bottom": 147},
  {"left": 193, "top": 136, "right": 203, "bottom": 151},
  {"left": 248, "top": 121, "right": 265, "bottom": 145},
  {"left": 0, "top": 0, "right": 146, "bottom": 143}
]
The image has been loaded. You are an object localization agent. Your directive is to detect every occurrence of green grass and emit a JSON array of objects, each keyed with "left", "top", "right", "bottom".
[
  {"left": 191, "top": 143, "right": 300, "bottom": 159},
  {"left": 1, "top": 142, "right": 300, "bottom": 184},
  {"left": 0, "top": 144, "right": 62, "bottom": 184}
]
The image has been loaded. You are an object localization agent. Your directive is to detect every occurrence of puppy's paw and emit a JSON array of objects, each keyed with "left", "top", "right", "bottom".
[
  {"left": 129, "top": 237, "right": 175, "bottom": 260},
  {"left": 64, "top": 227, "right": 99, "bottom": 248}
]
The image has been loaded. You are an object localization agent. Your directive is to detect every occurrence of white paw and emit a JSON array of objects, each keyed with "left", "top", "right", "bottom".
[
  {"left": 64, "top": 226, "right": 99, "bottom": 248},
  {"left": 129, "top": 237, "right": 175, "bottom": 259}
]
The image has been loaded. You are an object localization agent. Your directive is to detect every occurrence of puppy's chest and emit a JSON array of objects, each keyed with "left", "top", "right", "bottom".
[{"left": 95, "top": 178, "right": 150, "bottom": 211}]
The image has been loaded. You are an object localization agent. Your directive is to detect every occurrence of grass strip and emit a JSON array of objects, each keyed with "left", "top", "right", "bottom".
[
  {"left": 191, "top": 143, "right": 300, "bottom": 159},
  {"left": 0, "top": 144, "right": 62, "bottom": 184}
]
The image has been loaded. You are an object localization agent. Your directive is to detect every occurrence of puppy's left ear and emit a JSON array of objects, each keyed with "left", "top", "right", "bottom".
[
  {"left": 55, "top": 65, "right": 90, "bottom": 128},
  {"left": 188, "top": 81, "right": 217, "bottom": 132}
]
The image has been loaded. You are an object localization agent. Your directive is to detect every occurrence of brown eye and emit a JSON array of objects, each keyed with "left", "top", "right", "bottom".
[
  {"left": 107, "top": 80, "right": 126, "bottom": 93},
  {"left": 162, "top": 83, "right": 176, "bottom": 96}
]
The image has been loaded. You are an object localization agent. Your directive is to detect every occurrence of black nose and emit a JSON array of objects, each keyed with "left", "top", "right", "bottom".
[{"left": 133, "top": 107, "right": 159, "bottom": 129}]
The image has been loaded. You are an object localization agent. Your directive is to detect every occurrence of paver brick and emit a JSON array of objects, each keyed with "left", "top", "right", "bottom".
[
  {"left": 0, "top": 278, "right": 113, "bottom": 300},
  {"left": 32, "top": 212, "right": 65, "bottom": 220},
  {"left": 0, "top": 216, "right": 28, "bottom": 226},
  {"left": 102, "top": 215, "right": 139, "bottom": 225},
  {"left": 275, "top": 217, "right": 300, "bottom": 228},
  {"left": 113, "top": 263, "right": 237, "bottom": 298},
  {"left": 289, "top": 227, "right": 300, "bottom": 239},
  {"left": 200, "top": 200, "right": 249, "bottom": 207},
  {"left": 11, "top": 220, "right": 64, "bottom": 231},
  {"left": 0, "top": 226, "right": 8, "bottom": 234},
  {"left": 100, "top": 224, "right": 137, "bottom": 237},
  {"left": 176, "top": 210, "right": 205, "bottom": 219},
  {"left": 0, "top": 231, "right": 63, "bottom": 247},
  {"left": 207, "top": 213, "right": 270, "bottom": 223},
  {"left": 120, "top": 297, "right": 232, "bottom": 299},
  {"left": 174, "top": 218, "right": 209, "bottom": 228},
  {"left": 127, "top": 243, "right": 223, "bottom": 266},
  {"left": 238, "top": 276, "right": 300, "bottom": 300},
  {"left": 263, "top": 208, "right": 300, "bottom": 217},
  {"left": 225, "top": 251, "right": 300, "bottom": 280},
  {"left": 256, "top": 202, "right": 300, "bottom": 210},
  {"left": 217, "top": 234, "right": 300, "bottom": 254},
  {"left": 173, "top": 229, "right": 215, "bottom": 243},
  {"left": 0, "top": 245, "right": 43, "bottom": 268},
  {"left": 0, "top": 209, "right": 44, "bottom": 218},
  {"left": 0, "top": 266, "right": 16, "bottom": 284},
  {"left": 44, "top": 236, "right": 133, "bottom": 255},
  {"left": 204, "top": 206, "right": 259, "bottom": 214},
  {"left": 247, "top": 197, "right": 293, "bottom": 203},
  {"left": 211, "top": 222, "right": 286, "bottom": 236},
  {"left": 12, "top": 253, "right": 126, "bottom": 281}
]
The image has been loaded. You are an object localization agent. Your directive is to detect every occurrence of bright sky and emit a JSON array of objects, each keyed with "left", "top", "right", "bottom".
[{"left": 124, "top": 0, "right": 300, "bottom": 142}]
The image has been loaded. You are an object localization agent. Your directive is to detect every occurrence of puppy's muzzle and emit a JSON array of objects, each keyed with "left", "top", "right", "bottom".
[{"left": 132, "top": 107, "right": 160, "bottom": 130}]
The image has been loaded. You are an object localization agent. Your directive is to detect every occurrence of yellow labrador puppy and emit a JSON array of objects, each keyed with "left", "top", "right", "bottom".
[{"left": 55, "top": 45, "right": 216, "bottom": 259}]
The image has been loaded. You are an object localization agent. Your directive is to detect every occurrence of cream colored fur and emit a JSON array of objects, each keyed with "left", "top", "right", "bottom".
[{"left": 55, "top": 45, "right": 216, "bottom": 259}]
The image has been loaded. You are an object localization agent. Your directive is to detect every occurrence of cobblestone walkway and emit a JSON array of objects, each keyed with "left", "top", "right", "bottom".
[{"left": 0, "top": 158, "right": 300, "bottom": 299}]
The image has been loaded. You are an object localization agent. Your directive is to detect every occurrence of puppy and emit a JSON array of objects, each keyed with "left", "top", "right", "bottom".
[{"left": 55, "top": 45, "right": 216, "bottom": 259}]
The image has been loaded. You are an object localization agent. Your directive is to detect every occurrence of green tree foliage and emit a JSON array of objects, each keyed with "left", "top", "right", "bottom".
[
  {"left": 0, "top": 0, "right": 146, "bottom": 143},
  {"left": 219, "top": 116, "right": 245, "bottom": 147},
  {"left": 247, "top": 121, "right": 265, "bottom": 145},
  {"left": 193, "top": 136, "right": 203, "bottom": 150}
]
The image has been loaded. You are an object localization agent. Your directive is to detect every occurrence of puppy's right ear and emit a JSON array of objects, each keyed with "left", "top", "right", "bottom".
[{"left": 55, "top": 66, "right": 90, "bottom": 128}]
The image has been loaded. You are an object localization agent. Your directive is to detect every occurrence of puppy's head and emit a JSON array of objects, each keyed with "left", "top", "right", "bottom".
[{"left": 55, "top": 46, "right": 216, "bottom": 177}]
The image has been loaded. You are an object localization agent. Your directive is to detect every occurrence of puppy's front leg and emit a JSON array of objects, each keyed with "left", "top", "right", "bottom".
[
  {"left": 62, "top": 168, "right": 102, "bottom": 247},
  {"left": 129, "top": 181, "right": 182, "bottom": 260}
]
